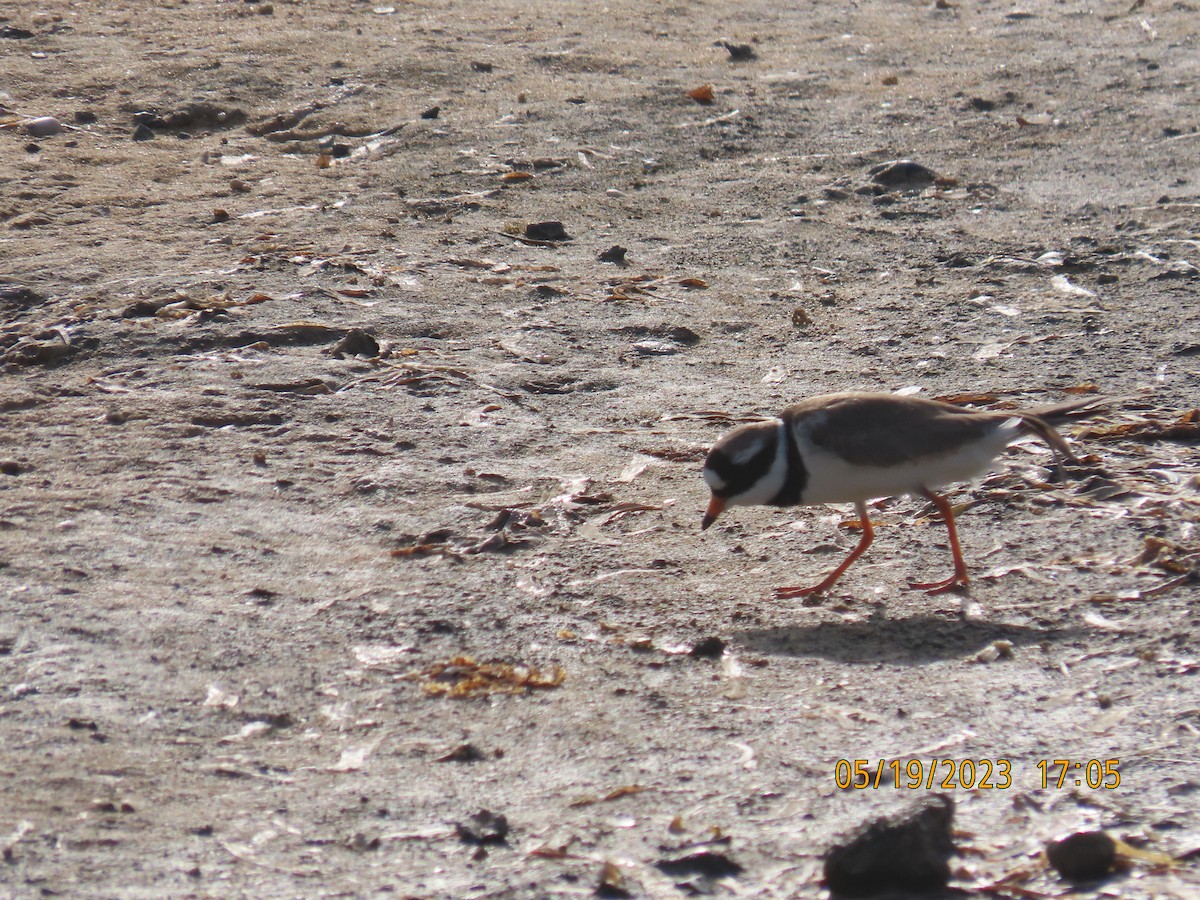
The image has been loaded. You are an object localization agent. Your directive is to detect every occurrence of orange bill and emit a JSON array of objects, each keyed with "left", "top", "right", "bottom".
[{"left": 700, "top": 495, "right": 726, "bottom": 530}]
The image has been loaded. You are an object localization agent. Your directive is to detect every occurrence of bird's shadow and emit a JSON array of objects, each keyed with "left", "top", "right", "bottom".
[{"left": 733, "top": 613, "right": 1091, "bottom": 665}]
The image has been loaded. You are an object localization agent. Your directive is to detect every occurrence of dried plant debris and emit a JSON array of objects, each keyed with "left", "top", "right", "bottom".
[
  {"left": 598, "top": 273, "right": 708, "bottom": 303},
  {"left": 1088, "top": 536, "right": 1200, "bottom": 600},
  {"left": 1130, "top": 536, "right": 1200, "bottom": 575},
  {"left": 405, "top": 656, "right": 565, "bottom": 698},
  {"left": 1079, "top": 408, "right": 1200, "bottom": 442},
  {"left": 122, "top": 291, "right": 272, "bottom": 319},
  {"left": 641, "top": 444, "right": 709, "bottom": 463},
  {"left": 568, "top": 785, "right": 646, "bottom": 808},
  {"left": 389, "top": 518, "right": 538, "bottom": 558},
  {"left": 823, "top": 794, "right": 956, "bottom": 897}
]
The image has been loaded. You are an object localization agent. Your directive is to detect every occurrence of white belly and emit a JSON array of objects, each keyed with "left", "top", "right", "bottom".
[{"left": 795, "top": 419, "right": 1019, "bottom": 504}]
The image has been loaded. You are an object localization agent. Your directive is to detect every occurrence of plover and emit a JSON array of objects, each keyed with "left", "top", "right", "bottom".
[{"left": 701, "top": 392, "right": 1098, "bottom": 596}]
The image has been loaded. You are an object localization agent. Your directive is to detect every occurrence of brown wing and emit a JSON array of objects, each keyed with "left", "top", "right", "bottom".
[{"left": 781, "top": 393, "right": 1008, "bottom": 467}]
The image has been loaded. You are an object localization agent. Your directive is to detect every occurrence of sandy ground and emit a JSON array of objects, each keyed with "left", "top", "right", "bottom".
[{"left": 2, "top": 0, "right": 1199, "bottom": 896}]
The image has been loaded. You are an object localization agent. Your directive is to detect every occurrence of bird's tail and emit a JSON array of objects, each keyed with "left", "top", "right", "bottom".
[
  {"left": 1014, "top": 413, "right": 1079, "bottom": 464},
  {"left": 1022, "top": 395, "right": 1109, "bottom": 423},
  {"left": 1013, "top": 395, "right": 1108, "bottom": 467}
]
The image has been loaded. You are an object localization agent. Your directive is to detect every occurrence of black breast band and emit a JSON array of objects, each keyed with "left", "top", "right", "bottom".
[{"left": 769, "top": 420, "right": 808, "bottom": 507}]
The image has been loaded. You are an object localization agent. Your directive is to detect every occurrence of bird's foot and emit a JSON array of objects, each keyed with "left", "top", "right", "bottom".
[
  {"left": 774, "top": 584, "right": 823, "bottom": 599},
  {"left": 775, "top": 578, "right": 844, "bottom": 601},
  {"left": 906, "top": 574, "right": 969, "bottom": 595}
]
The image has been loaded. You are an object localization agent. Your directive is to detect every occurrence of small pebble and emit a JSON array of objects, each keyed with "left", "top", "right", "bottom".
[
  {"left": 132, "top": 123, "right": 155, "bottom": 142},
  {"left": 632, "top": 340, "right": 678, "bottom": 356},
  {"left": 25, "top": 116, "right": 62, "bottom": 137}
]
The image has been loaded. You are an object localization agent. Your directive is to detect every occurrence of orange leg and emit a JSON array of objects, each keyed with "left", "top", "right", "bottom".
[
  {"left": 906, "top": 489, "right": 970, "bottom": 595},
  {"left": 775, "top": 500, "right": 873, "bottom": 598}
]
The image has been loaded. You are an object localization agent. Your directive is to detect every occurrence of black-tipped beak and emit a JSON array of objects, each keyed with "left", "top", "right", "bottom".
[{"left": 701, "top": 495, "right": 726, "bottom": 531}]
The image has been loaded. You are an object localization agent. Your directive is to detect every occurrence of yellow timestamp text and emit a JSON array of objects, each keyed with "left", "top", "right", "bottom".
[
  {"left": 1036, "top": 758, "right": 1121, "bottom": 789},
  {"left": 834, "top": 758, "right": 1013, "bottom": 790},
  {"left": 833, "top": 758, "right": 1121, "bottom": 790}
]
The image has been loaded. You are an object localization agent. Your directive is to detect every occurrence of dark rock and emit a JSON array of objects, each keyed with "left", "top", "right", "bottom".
[
  {"left": 524, "top": 221, "right": 571, "bottom": 241},
  {"left": 715, "top": 39, "right": 756, "bottom": 61},
  {"left": 455, "top": 809, "right": 509, "bottom": 845},
  {"left": 868, "top": 159, "right": 938, "bottom": 189},
  {"left": 1046, "top": 831, "right": 1117, "bottom": 881},
  {"left": 823, "top": 794, "right": 955, "bottom": 897},
  {"left": 122, "top": 299, "right": 166, "bottom": 318},
  {"left": 656, "top": 850, "right": 741, "bottom": 877},
  {"left": 667, "top": 325, "right": 701, "bottom": 346},
  {"left": 133, "top": 110, "right": 167, "bottom": 128},
  {"left": 133, "top": 123, "right": 156, "bottom": 142},
  {"left": 599, "top": 245, "right": 628, "bottom": 264},
  {"left": 612, "top": 324, "right": 700, "bottom": 347},
  {"left": 1, "top": 285, "right": 45, "bottom": 311},
  {"left": 420, "top": 106, "right": 440, "bottom": 119},
  {"left": 332, "top": 329, "right": 379, "bottom": 358},
  {"left": 0, "top": 26, "right": 35, "bottom": 39},
  {"left": 689, "top": 636, "right": 726, "bottom": 659},
  {"left": 74, "top": 110, "right": 98, "bottom": 124},
  {"left": 435, "top": 743, "right": 485, "bottom": 763}
]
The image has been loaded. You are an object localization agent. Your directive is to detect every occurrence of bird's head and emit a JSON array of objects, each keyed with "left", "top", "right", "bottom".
[{"left": 700, "top": 420, "right": 782, "bottom": 529}]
